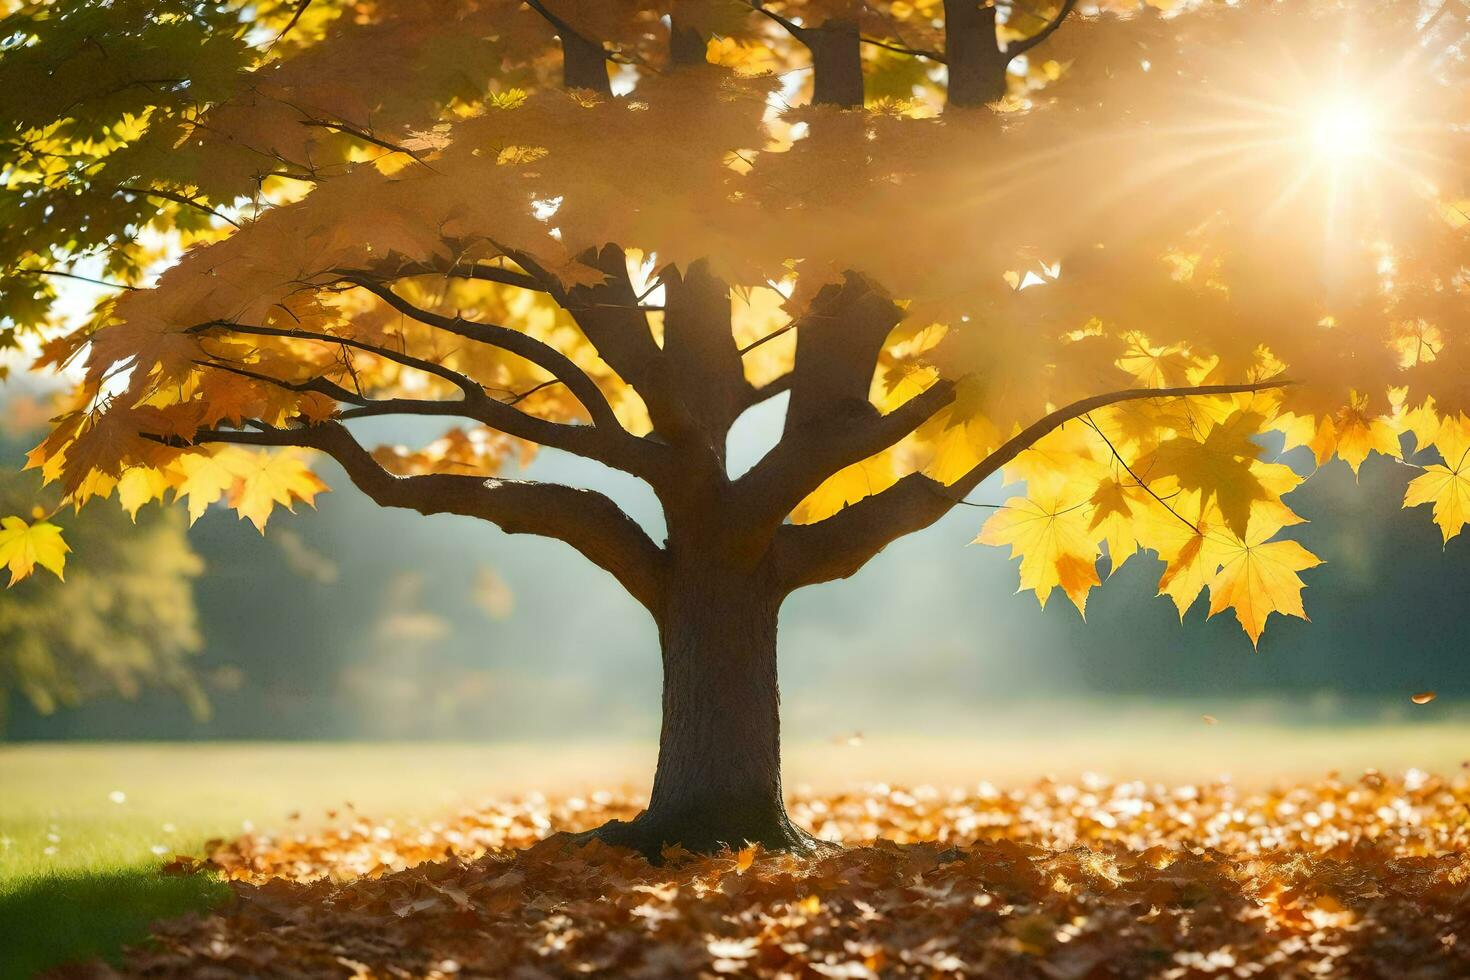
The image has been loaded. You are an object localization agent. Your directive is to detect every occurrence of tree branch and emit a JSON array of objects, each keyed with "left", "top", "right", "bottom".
[
  {"left": 735, "top": 377, "right": 957, "bottom": 532},
  {"left": 189, "top": 319, "right": 643, "bottom": 469},
  {"left": 862, "top": 36, "right": 946, "bottom": 62},
  {"left": 355, "top": 259, "right": 548, "bottom": 294},
  {"left": 524, "top": 0, "right": 614, "bottom": 93},
  {"left": 1007, "top": 0, "right": 1079, "bottom": 56},
  {"left": 342, "top": 275, "right": 624, "bottom": 433},
  {"left": 188, "top": 320, "right": 481, "bottom": 398},
  {"left": 115, "top": 184, "right": 241, "bottom": 229},
  {"left": 745, "top": 1, "right": 807, "bottom": 39},
  {"left": 771, "top": 378, "right": 1293, "bottom": 592},
  {"left": 173, "top": 421, "right": 666, "bottom": 612}
]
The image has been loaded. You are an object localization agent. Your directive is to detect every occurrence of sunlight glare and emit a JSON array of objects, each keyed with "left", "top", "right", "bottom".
[{"left": 1309, "top": 96, "right": 1379, "bottom": 160}]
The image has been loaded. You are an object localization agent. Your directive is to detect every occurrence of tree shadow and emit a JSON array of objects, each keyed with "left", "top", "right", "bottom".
[{"left": 0, "top": 866, "right": 227, "bottom": 980}]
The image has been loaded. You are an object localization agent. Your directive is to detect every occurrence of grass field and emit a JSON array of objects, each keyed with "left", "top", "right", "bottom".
[{"left": 3, "top": 706, "right": 1468, "bottom": 976}]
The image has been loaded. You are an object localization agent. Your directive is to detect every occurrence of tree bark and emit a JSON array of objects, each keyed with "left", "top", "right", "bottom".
[
  {"left": 808, "top": 19, "right": 865, "bottom": 108},
  {"left": 943, "top": 0, "right": 1009, "bottom": 107},
  {"left": 592, "top": 560, "right": 821, "bottom": 857}
]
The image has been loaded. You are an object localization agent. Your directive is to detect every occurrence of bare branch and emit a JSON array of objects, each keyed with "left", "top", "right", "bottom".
[
  {"left": 193, "top": 358, "right": 368, "bottom": 405},
  {"left": 10, "top": 267, "right": 138, "bottom": 291},
  {"left": 341, "top": 275, "right": 624, "bottom": 433},
  {"left": 296, "top": 118, "right": 436, "bottom": 170},
  {"left": 187, "top": 319, "right": 481, "bottom": 398},
  {"left": 173, "top": 421, "right": 666, "bottom": 611},
  {"left": 861, "top": 35, "right": 945, "bottom": 62},
  {"left": 772, "top": 378, "right": 1294, "bottom": 592},
  {"left": 115, "top": 184, "right": 241, "bottom": 229},
  {"left": 188, "top": 319, "right": 638, "bottom": 467}
]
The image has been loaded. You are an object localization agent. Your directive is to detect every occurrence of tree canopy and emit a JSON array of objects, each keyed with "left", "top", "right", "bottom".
[{"left": 1, "top": 0, "right": 1467, "bottom": 645}]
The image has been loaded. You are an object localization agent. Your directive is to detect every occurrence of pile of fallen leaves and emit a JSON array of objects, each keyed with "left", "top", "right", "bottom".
[{"left": 88, "top": 770, "right": 1470, "bottom": 977}]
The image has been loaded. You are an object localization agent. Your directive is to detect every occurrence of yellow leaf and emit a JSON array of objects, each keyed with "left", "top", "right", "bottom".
[
  {"left": 1403, "top": 413, "right": 1470, "bottom": 544},
  {"left": 977, "top": 491, "right": 1100, "bottom": 614},
  {"left": 225, "top": 449, "right": 329, "bottom": 533},
  {"left": 1140, "top": 410, "right": 1270, "bottom": 537},
  {"left": 1087, "top": 479, "right": 1144, "bottom": 576},
  {"left": 1331, "top": 393, "right": 1401, "bottom": 475},
  {"left": 171, "top": 448, "right": 245, "bottom": 525},
  {"left": 0, "top": 516, "right": 70, "bottom": 586},
  {"left": 1205, "top": 514, "right": 1322, "bottom": 648},
  {"left": 116, "top": 466, "right": 170, "bottom": 521},
  {"left": 1155, "top": 518, "right": 1231, "bottom": 619},
  {"left": 791, "top": 452, "right": 897, "bottom": 525}
]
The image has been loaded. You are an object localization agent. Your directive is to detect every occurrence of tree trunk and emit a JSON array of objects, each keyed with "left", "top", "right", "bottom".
[
  {"left": 944, "top": 0, "right": 1009, "bottom": 107},
  {"left": 593, "top": 562, "right": 821, "bottom": 857}
]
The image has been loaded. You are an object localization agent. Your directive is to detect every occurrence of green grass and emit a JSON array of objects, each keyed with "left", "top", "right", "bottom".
[
  {"left": 4, "top": 712, "right": 1469, "bottom": 975},
  {"left": 0, "top": 869, "right": 228, "bottom": 980}
]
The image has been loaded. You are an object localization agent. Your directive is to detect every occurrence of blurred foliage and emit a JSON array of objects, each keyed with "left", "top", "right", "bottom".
[{"left": 0, "top": 428, "right": 204, "bottom": 729}]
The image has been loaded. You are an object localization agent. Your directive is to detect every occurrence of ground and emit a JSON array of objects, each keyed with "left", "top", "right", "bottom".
[{"left": 4, "top": 711, "right": 1470, "bottom": 977}]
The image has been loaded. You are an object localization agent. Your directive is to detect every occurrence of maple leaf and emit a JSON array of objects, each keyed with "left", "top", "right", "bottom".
[
  {"left": 1328, "top": 393, "right": 1402, "bottom": 475},
  {"left": 977, "top": 487, "right": 1100, "bottom": 614},
  {"left": 170, "top": 448, "right": 244, "bottom": 525},
  {"left": 116, "top": 466, "right": 170, "bottom": 521},
  {"left": 0, "top": 516, "right": 70, "bottom": 586},
  {"left": 1153, "top": 506, "right": 1233, "bottom": 620},
  {"left": 1402, "top": 413, "right": 1470, "bottom": 544},
  {"left": 224, "top": 449, "right": 330, "bottom": 533},
  {"left": 1139, "top": 411, "right": 1271, "bottom": 537},
  {"left": 1204, "top": 508, "right": 1323, "bottom": 647},
  {"left": 1087, "top": 479, "right": 1147, "bottom": 575}
]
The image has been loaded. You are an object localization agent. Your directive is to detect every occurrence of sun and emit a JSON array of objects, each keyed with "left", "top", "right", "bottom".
[{"left": 1308, "top": 96, "right": 1380, "bottom": 160}]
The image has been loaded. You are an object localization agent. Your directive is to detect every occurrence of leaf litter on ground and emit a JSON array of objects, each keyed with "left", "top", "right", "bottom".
[{"left": 52, "top": 770, "right": 1470, "bottom": 978}]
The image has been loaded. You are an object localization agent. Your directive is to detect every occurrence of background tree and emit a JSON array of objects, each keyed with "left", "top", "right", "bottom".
[
  {"left": 1, "top": 0, "right": 1467, "bottom": 853},
  {"left": 0, "top": 403, "right": 204, "bottom": 731}
]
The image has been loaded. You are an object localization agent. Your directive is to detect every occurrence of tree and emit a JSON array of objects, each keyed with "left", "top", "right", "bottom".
[
  {"left": 0, "top": 409, "right": 205, "bottom": 730},
  {"left": 1, "top": 0, "right": 1467, "bottom": 853}
]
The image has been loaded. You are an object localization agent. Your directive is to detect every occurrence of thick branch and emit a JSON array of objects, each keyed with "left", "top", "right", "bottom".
[
  {"left": 525, "top": 0, "right": 613, "bottom": 94},
  {"left": 742, "top": 373, "right": 793, "bottom": 411},
  {"left": 746, "top": 3, "right": 863, "bottom": 106},
  {"left": 179, "top": 421, "right": 666, "bottom": 611},
  {"left": 736, "top": 377, "right": 957, "bottom": 532},
  {"left": 943, "top": 0, "right": 1078, "bottom": 107},
  {"left": 510, "top": 243, "right": 695, "bottom": 442},
  {"left": 660, "top": 260, "right": 751, "bottom": 442},
  {"left": 669, "top": 2, "right": 708, "bottom": 65},
  {"left": 772, "top": 379, "right": 1294, "bottom": 592},
  {"left": 783, "top": 272, "right": 904, "bottom": 436}
]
